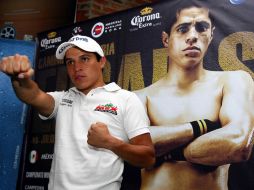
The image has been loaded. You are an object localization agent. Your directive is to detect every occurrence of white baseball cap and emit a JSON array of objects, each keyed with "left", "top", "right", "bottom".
[{"left": 56, "top": 35, "right": 104, "bottom": 59}]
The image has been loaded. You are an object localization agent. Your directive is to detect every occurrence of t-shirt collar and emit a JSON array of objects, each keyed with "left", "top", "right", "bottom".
[
  {"left": 70, "top": 82, "right": 121, "bottom": 93},
  {"left": 103, "top": 82, "right": 121, "bottom": 92}
]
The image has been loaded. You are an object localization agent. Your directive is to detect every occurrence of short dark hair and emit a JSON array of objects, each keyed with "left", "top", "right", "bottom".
[
  {"left": 164, "top": 4, "right": 214, "bottom": 35},
  {"left": 94, "top": 52, "right": 102, "bottom": 62}
]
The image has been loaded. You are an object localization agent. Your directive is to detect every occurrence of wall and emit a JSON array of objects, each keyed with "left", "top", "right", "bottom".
[
  {"left": 0, "top": 0, "right": 157, "bottom": 40},
  {"left": 69, "top": 0, "right": 156, "bottom": 22},
  {"left": 0, "top": 0, "right": 76, "bottom": 40}
]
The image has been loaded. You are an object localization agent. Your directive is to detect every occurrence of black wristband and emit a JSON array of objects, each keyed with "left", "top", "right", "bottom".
[
  {"left": 154, "top": 153, "right": 171, "bottom": 168},
  {"left": 205, "top": 119, "right": 221, "bottom": 133},
  {"left": 155, "top": 145, "right": 186, "bottom": 166},
  {"left": 191, "top": 120, "right": 202, "bottom": 138},
  {"left": 191, "top": 119, "right": 221, "bottom": 139},
  {"left": 154, "top": 149, "right": 183, "bottom": 167},
  {"left": 170, "top": 145, "right": 186, "bottom": 161}
]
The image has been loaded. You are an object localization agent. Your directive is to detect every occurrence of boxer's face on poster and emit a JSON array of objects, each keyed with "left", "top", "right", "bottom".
[{"left": 167, "top": 7, "right": 214, "bottom": 67}]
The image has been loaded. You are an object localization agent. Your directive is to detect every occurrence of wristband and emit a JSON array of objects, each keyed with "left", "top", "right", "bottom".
[
  {"left": 193, "top": 163, "right": 218, "bottom": 172},
  {"left": 154, "top": 145, "right": 186, "bottom": 166},
  {"left": 191, "top": 119, "right": 221, "bottom": 139},
  {"left": 154, "top": 154, "right": 170, "bottom": 168},
  {"left": 170, "top": 145, "right": 186, "bottom": 161}
]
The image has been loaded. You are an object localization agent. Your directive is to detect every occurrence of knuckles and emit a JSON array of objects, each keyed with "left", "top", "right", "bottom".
[{"left": 0, "top": 54, "right": 31, "bottom": 75}]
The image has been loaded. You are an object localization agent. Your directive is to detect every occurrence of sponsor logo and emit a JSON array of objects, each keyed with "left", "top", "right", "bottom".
[
  {"left": 91, "top": 22, "right": 104, "bottom": 38},
  {"left": 94, "top": 103, "right": 118, "bottom": 115},
  {"left": 58, "top": 36, "right": 89, "bottom": 55},
  {"left": 24, "top": 185, "right": 44, "bottom": 190},
  {"left": 72, "top": 26, "right": 83, "bottom": 36},
  {"left": 60, "top": 98, "right": 73, "bottom": 107},
  {"left": 62, "top": 98, "right": 73, "bottom": 104},
  {"left": 130, "top": 7, "right": 162, "bottom": 32},
  {"left": 32, "top": 134, "right": 54, "bottom": 144},
  {"left": 29, "top": 150, "right": 53, "bottom": 164},
  {"left": 69, "top": 35, "right": 88, "bottom": 42},
  {"left": 40, "top": 31, "right": 62, "bottom": 50},
  {"left": 26, "top": 172, "right": 49, "bottom": 179},
  {"left": 91, "top": 20, "right": 122, "bottom": 38},
  {"left": 41, "top": 153, "right": 54, "bottom": 160},
  {"left": 58, "top": 44, "right": 72, "bottom": 55},
  {"left": 104, "top": 20, "right": 122, "bottom": 33},
  {"left": 29, "top": 150, "right": 38, "bottom": 164},
  {"left": 13, "top": 145, "right": 20, "bottom": 169},
  {"left": 47, "top": 32, "right": 57, "bottom": 38}
]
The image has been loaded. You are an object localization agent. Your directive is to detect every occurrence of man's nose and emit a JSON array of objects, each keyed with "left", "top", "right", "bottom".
[
  {"left": 74, "top": 61, "right": 82, "bottom": 71},
  {"left": 185, "top": 27, "right": 198, "bottom": 44}
]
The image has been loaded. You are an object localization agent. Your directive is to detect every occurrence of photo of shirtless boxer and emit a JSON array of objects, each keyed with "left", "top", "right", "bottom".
[{"left": 135, "top": 5, "right": 254, "bottom": 190}]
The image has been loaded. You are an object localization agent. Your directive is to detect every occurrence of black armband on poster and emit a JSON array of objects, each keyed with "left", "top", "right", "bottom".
[
  {"left": 154, "top": 154, "right": 171, "bottom": 168},
  {"left": 154, "top": 146, "right": 186, "bottom": 167},
  {"left": 170, "top": 145, "right": 186, "bottom": 161},
  {"left": 191, "top": 119, "right": 221, "bottom": 139}
]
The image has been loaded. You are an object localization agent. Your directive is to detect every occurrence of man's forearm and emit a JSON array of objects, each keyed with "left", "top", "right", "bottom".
[
  {"left": 87, "top": 124, "right": 155, "bottom": 168},
  {"left": 184, "top": 119, "right": 253, "bottom": 165},
  {"left": 11, "top": 77, "right": 41, "bottom": 105},
  {"left": 149, "top": 123, "right": 193, "bottom": 156},
  {"left": 152, "top": 120, "right": 221, "bottom": 158},
  {"left": 102, "top": 134, "right": 155, "bottom": 168},
  {"left": 109, "top": 139, "right": 155, "bottom": 168},
  {"left": 11, "top": 77, "right": 54, "bottom": 117}
]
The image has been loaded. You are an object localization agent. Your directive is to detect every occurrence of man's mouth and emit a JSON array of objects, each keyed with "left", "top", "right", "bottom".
[
  {"left": 75, "top": 75, "right": 85, "bottom": 80},
  {"left": 183, "top": 46, "right": 201, "bottom": 57}
]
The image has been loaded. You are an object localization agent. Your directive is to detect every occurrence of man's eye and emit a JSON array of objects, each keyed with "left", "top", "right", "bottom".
[
  {"left": 177, "top": 26, "right": 189, "bottom": 33},
  {"left": 80, "top": 57, "right": 89, "bottom": 63},
  {"left": 66, "top": 60, "right": 74, "bottom": 65},
  {"left": 195, "top": 22, "right": 209, "bottom": 33}
]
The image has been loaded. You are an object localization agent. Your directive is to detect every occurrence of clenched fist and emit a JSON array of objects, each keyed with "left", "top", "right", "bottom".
[
  {"left": 87, "top": 122, "right": 113, "bottom": 149},
  {"left": 0, "top": 54, "right": 34, "bottom": 79}
]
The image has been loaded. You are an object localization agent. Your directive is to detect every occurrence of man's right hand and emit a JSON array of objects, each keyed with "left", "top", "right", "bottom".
[
  {"left": 0, "top": 54, "right": 54, "bottom": 117},
  {"left": 0, "top": 54, "right": 34, "bottom": 79}
]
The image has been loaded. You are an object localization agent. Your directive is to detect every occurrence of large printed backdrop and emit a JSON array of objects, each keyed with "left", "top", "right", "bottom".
[{"left": 19, "top": 0, "right": 254, "bottom": 189}]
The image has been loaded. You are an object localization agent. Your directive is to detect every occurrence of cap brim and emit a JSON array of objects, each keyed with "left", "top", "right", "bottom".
[
  {"left": 55, "top": 42, "right": 74, "bottom": 59},
  {"left": 56, "top": 40, "right": 104, "bottom": 60}
]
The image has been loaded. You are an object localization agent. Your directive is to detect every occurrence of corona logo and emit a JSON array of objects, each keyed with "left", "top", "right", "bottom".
[
  {"left": 131, "top": 12, "right": 161, "bottom": 26},
  {"left": 140, "top": 7, "right": 153, "bottom": 15},
  {"left": 47, "top": 32, "right": 57, "bottom": 39}
]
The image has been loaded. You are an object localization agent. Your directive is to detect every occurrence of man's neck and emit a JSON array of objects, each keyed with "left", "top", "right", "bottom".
[
  {"left": 80, "top": 81, "right": 106, "bottom": 95},
  {"left": 166, "top": 62, "right": 206, "bottom": 88}
]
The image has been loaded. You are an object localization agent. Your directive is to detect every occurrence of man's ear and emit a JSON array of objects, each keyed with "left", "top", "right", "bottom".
[
  {"left": 100, "top": 56, "right": 106, "bottom": 69},
  {"left": 162, "top": 31, "right": 169, "bottom": 48},
  {"left": 210, "top": 26, "right": 215, "bottom": 42}
]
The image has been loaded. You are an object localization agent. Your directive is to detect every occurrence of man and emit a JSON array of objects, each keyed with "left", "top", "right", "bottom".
[
  {"left": 0, "top": 35, "right": 155, "bottom": 190},
  {"left": 135, "top": 5, "right": 254, "bottom": 190}
]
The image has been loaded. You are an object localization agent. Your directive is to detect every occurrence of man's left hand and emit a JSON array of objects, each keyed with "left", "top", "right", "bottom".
[{"left": 87, "top": 122, "right": 112, "bottom": 149}]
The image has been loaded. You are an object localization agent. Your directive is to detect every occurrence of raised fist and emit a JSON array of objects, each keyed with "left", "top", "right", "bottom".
[{"left": 0, "top": 54, "right": 34, "bottom": 79}]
